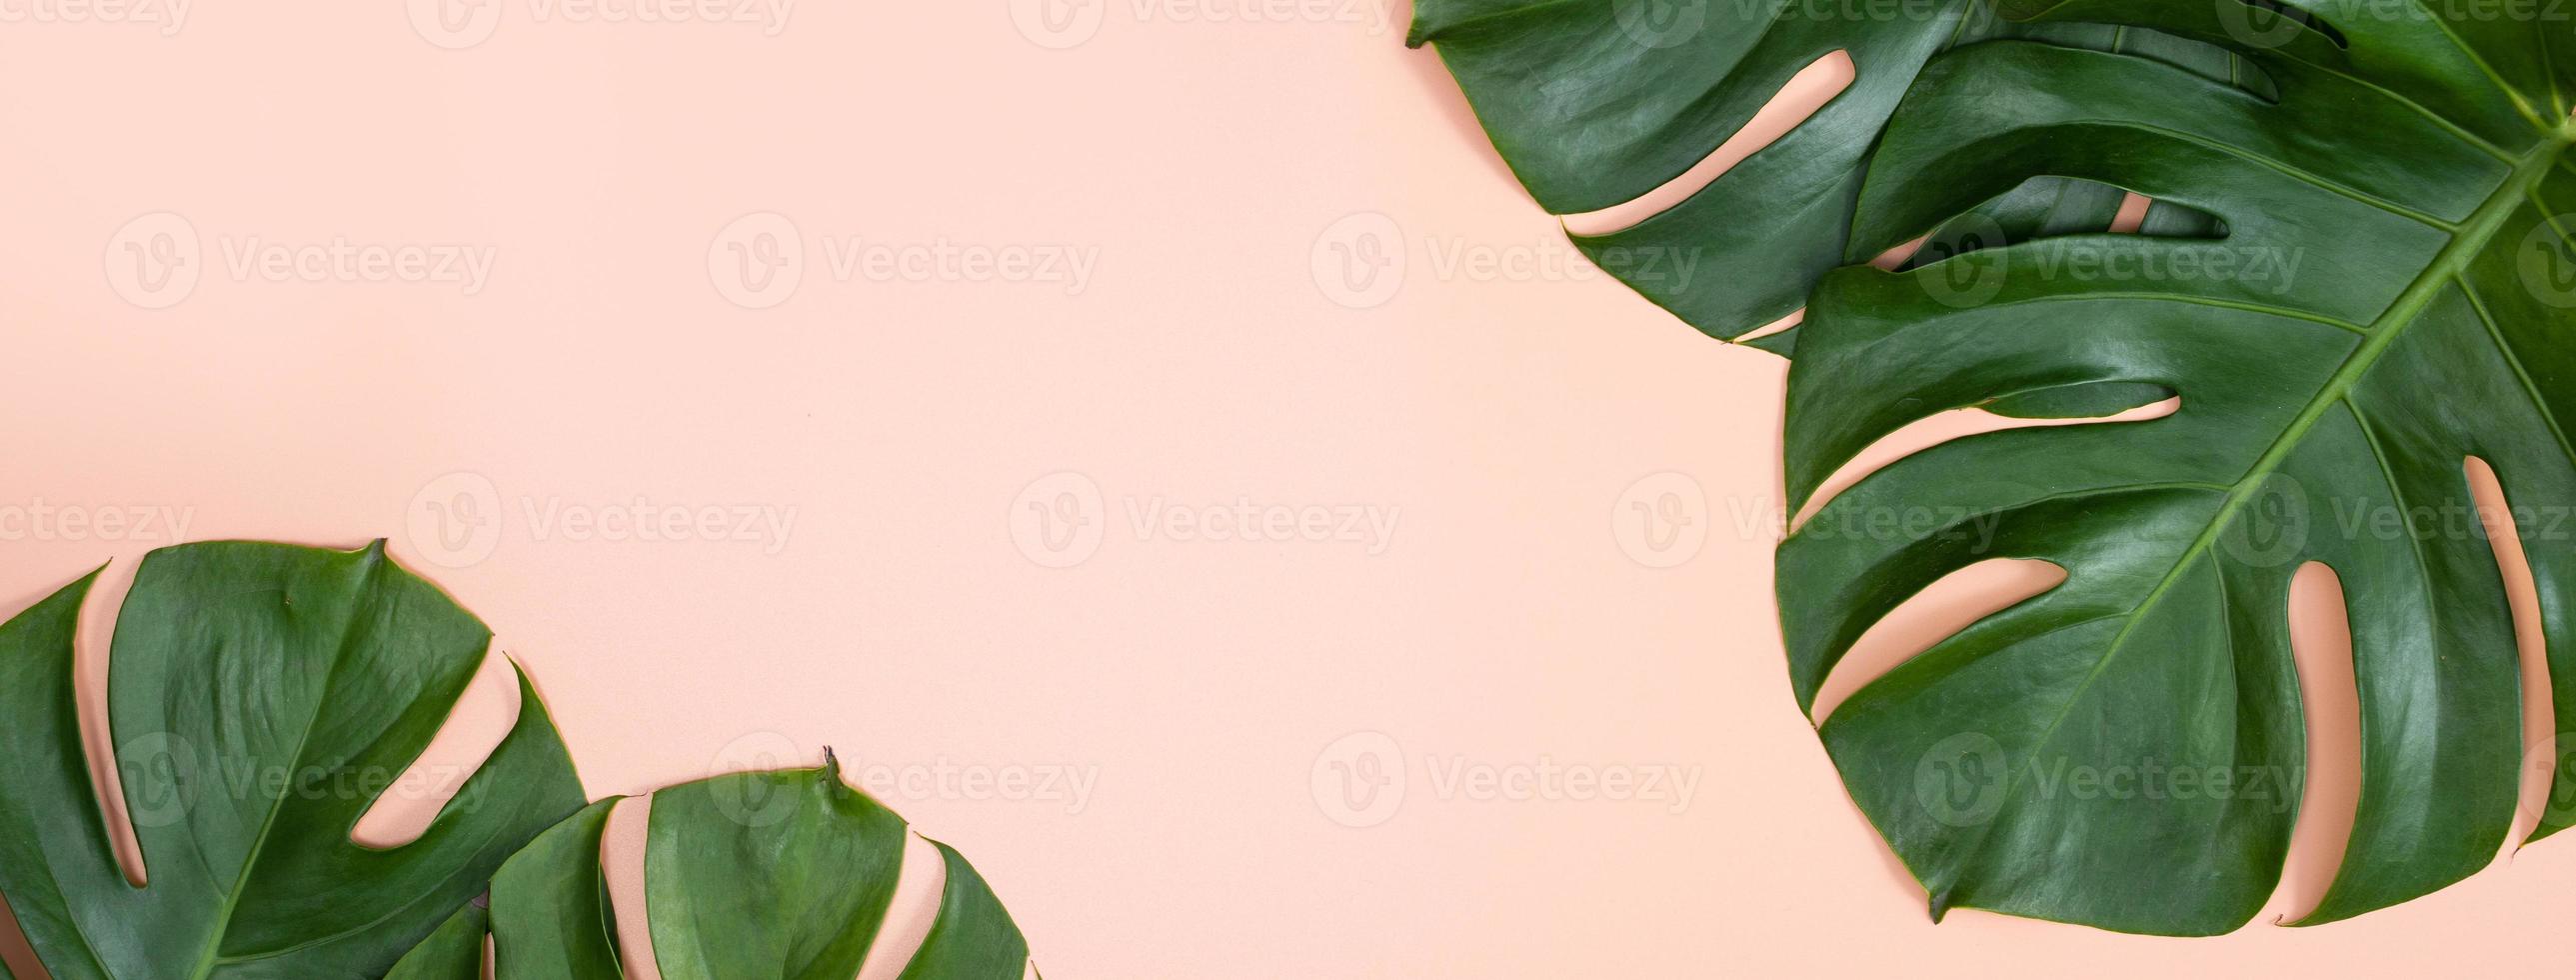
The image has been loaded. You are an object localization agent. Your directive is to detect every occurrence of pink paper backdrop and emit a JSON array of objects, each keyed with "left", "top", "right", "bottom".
[{"left": 0, "top": 2, "right": 2567, "bottom": 976}]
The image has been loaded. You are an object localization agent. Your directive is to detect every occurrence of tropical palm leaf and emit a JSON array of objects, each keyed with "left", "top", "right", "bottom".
[
  {"left": 388, "top": 758, "right": 1032, "bottom": 979},
  {"left": 1406, "top": 0, "right": 2267, "bottom": 343},
  {"left": 1777, "top": 1, "right": 2576, "bottom": 933},
  {"left": 1416, "top": 0, "right": 2576, "bottom": 935},
  {"left": 0, "top": 541, "right": 588, "bottom": 976}
]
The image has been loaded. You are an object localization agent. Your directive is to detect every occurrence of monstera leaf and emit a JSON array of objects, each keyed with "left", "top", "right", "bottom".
[
  {"left": 1776, "top": 2, "right": 2576, "bottom": 935},
  {"left": 1419, "top": 0, "right": 2576, "bottom": 935},
  {"left": 388, "top": 757, "right": 1032, "bottom": 978},
  {"left": 0, "top": 541, "right": 588, "bottom": 976},
  {"left": 1407, "top": 0, "right": 2268, "bottom": 343}
]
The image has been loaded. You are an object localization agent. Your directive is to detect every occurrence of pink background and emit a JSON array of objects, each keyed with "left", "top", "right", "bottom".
[{"left": 0, "top": 3, "right": 2568, "bottom": 976}]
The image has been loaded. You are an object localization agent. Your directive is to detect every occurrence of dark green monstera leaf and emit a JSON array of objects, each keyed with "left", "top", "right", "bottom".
[
  {"left": 1406, "top": 0, "right": 2266, "bottom": 343},
  {"left": 1417, "top": 0, "right": 2576, "bottom": 932},
  {"left": 1779, "top": 1, "right": 2576, "bottom": 935},
  {"left": 0, "top": 541, "right": 588, "bottom": 976},
  {"left": 388, "top": 757, "right": 1032, "bottom": 978}
]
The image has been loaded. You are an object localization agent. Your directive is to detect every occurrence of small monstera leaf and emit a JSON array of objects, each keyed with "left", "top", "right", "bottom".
[
  {"left": 388, "top": 758, "right": 1033, "bottom": 979},
  {"left": 1407, "top": 0, "right": 2264, "bottom": 342},
  {"left": 1779, "top": 2, "right": 2576, "bottom": 935},
  {"left": 0, "top": 541, "right": 588, "bottom": 976}
]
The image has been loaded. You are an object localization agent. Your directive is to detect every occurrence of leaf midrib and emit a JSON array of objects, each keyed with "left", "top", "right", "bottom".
[
  {"left": 1931, "top": 131, "right": 2571, "bottom": 896},
  {"left": 180, "top": 557, "right": 386, "bottom": 980}
]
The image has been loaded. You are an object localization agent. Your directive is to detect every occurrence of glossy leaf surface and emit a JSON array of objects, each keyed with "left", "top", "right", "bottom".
[
  {"left": 1407, "top": 0, "right": 2267, "bottom": 340},
  {"left": 1419, "top": 0, "right": 2576, "bottom": 934},
  {"left": 397, "top": 760, "right": 1031, "bottom": 979},
  {"left": 1779, "top": 5, "right": 2576, "bottom": 933},
  {"left": 0, "top": 541, "right": 588, "bottom": 977}
]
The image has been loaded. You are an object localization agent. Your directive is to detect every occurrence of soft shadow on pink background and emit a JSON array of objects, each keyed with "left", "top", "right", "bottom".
[{"left": 0, "top": 2, "right": 2567, "bottom": 977}]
